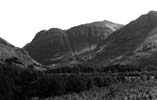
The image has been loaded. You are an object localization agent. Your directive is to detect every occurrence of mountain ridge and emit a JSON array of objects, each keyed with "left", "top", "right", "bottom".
[
  {"left": 0, "top": 37, "right": 45, "bottom": 71},
  {"left": 24, "top": 20, "right": 123, "bottom": 67},
  {"left": 90, "top": 11, "right": 157, "bottom": 66},
  {"left": 24, "top": 10, "right": 157, "bottom": 67}
]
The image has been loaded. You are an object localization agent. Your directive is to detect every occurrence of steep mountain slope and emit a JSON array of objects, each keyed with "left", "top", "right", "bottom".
[
  {"left": 24, "top": 20, "right": 123, "bottom": 66},
  {"left": 67, "top": 20, "right": 123, "bottom": 54},
  {"left": 24, "top": 28, "right": 70, "bottom": 66},
  {"left": 0, "top": 37, "right": 44, "bottom": 70},
  {"left": 91, "top": 11, "right": 157, "bottom": 66}
]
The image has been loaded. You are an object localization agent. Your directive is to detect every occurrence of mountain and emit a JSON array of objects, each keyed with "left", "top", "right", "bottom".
[
  {"left": 0, "top": 37, "right": 44, "bottom": 71},
  {"left": 90, "top": 11, "right": 157, "bottom": 66},
  {"left": 24, "top": 20, "right": 123, "bottom": 67}
]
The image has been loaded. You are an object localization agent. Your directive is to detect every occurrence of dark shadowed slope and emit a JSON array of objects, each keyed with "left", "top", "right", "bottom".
[
  {"left": 91, "top": 11, "right": 157, "bottom": 66},
  {"left": 24, "top": 20, "right": 123, "bottom": 66},
  {"left": 24, "top": 28, "right": 69, "bottom": 66}
]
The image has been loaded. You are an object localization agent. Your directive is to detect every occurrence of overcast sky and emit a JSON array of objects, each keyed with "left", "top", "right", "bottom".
[{"left": 0, "top": 0, "right": 157, "bottom": 47}]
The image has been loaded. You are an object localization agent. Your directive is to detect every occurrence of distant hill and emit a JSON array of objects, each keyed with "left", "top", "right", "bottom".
[
  {"left": 24, "top": 11, "right": 157, "bottom": 67},
  {"left": 24, "top": 20, "right": 123, "bottom": 67},
  {"left": 0, "top": 37, "right": 44, "bottom": 71}
]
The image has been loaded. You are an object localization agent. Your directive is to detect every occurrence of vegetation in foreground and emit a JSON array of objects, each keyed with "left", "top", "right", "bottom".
[
  {"left": 1, "top": 63, "right": 157, "bottom": 100},
  {"left": 33, "top": 80, "right": 157, "bottom": 100}
]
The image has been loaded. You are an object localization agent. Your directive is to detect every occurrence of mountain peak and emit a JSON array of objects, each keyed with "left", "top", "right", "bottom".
[
  {"left": 24, "top": 20, "right": 123, "bottom": 66},
  {"left": 127, "top": 10, "right": 157, "bottom": 29},
  {"left": 84, "top": 20, "right": 122, "bottom": 27},
  {"left": 148, "top": 10, "right": 157, "bottom": 16},
  {"left": 83, "top": 20, "right": 123, "bottom": 32},
  {"left": 145, "top": 10, "right": 157, "bottom": 26}
]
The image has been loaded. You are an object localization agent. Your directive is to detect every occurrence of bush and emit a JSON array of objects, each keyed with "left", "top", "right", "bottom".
[{"left": 66, "top": 75, "right": 88, "bottom": 93}]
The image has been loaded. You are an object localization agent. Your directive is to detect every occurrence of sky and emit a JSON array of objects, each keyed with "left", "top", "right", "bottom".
[{"left": 0, "top": 0, "right": 157, "bottom": 47}]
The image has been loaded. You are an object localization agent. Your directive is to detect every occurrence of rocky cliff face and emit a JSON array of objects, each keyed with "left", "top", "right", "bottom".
[
  {"left": 91, "top": 11, "right": 157, "bottom": 66},
  {"left": 0, "top": 37, "right": 44, "bottom": 71},
  {"left": 24, "top": 28, "right": 70, "bottom": 65},
  {"left": 24, "top": 11, "right": 157, "bottom": 67},
  {"left": 67, "top": 20, "right": 122, "bottom": 54},
  {"left": 24, "top": 20, "right": 123, "bottom": 66}
]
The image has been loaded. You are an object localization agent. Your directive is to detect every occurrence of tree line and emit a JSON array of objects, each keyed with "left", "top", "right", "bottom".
[{"left": 1, "top": 62, "right": 157, "bottom": 100}]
